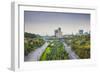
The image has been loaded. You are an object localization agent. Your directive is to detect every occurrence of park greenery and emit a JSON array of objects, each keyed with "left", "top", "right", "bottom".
[
  {"left": 24, "top": 32, "right": 45, "bottom": 56},
  {"left": 24, "top": 32, "right": 90, "bottom": 60},
  {"left": 40, "top": 40, "right": 69, "bottom": 60},
  {"left": 64, "top": 34, "right": 90, "bottom": 59}
]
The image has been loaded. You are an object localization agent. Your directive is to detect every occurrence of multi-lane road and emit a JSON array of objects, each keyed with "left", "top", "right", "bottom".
[
  {"left": 63, "top": 42, "right": 79, "bottom": 59},
  {"left": 24, "top": 42, "right": 49, "bottom": 61}
]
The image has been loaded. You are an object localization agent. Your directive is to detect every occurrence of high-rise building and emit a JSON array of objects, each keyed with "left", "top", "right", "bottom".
[
  {"left": 55, "top": 27, "right": 63, "bottom": 38},
  {"left": 79, "top": 30, "right": 83, "bottom": 35}
]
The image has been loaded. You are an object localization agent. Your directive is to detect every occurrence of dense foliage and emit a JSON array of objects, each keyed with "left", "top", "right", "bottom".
[
  {"left": 24, "top": 32, "right": 45, "bottom": 56},
  {"left": 25, "top": 32, "right": 37, "bottom": 38},
  {"left": 65, "top": 34, "right": 90, "bottom": 59},
  {"left": 40, "top": 40, "right": 68, "bottom": 60}
]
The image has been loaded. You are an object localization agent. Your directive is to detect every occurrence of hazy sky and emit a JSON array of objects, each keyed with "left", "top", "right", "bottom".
[{"left": 24, "top": 11, "right": 90, "bottom": 36}]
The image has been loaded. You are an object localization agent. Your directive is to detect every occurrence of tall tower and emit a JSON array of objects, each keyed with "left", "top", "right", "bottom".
[
  {"left": 55, "top": 27, "right": 63, "bottom": 38},
  {"left": 79, "top": 29, "right": 83, "bottom": 35}
]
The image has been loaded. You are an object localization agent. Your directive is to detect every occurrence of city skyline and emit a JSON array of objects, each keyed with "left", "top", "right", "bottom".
[{"left": 24, "top": 11, "right": 90, "bottom": 36}]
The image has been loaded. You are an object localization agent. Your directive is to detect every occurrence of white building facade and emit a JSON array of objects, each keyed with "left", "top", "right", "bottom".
[{"left": 55, "top": 27, "right": 63, "bottom": 38}]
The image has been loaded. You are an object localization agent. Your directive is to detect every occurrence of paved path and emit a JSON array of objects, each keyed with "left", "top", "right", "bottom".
[
  {"left": 24, "top": 42, "right": 49, "bottom": 61},
  {"left": 63, "top": 42, "right": 79, "bottom": 59}
]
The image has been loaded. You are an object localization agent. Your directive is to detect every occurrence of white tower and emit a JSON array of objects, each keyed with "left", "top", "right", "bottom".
[{"left": 55, "top": 27, "right": 62, "bottom": 38}]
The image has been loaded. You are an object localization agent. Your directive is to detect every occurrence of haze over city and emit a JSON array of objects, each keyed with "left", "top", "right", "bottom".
[{"left": 24, "top": 11, "right": 90, "bottom": 36}]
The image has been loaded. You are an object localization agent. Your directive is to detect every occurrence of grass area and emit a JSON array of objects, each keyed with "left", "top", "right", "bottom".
[{"left": 40, "top": 40, "right": 69, "bottom": 61}]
